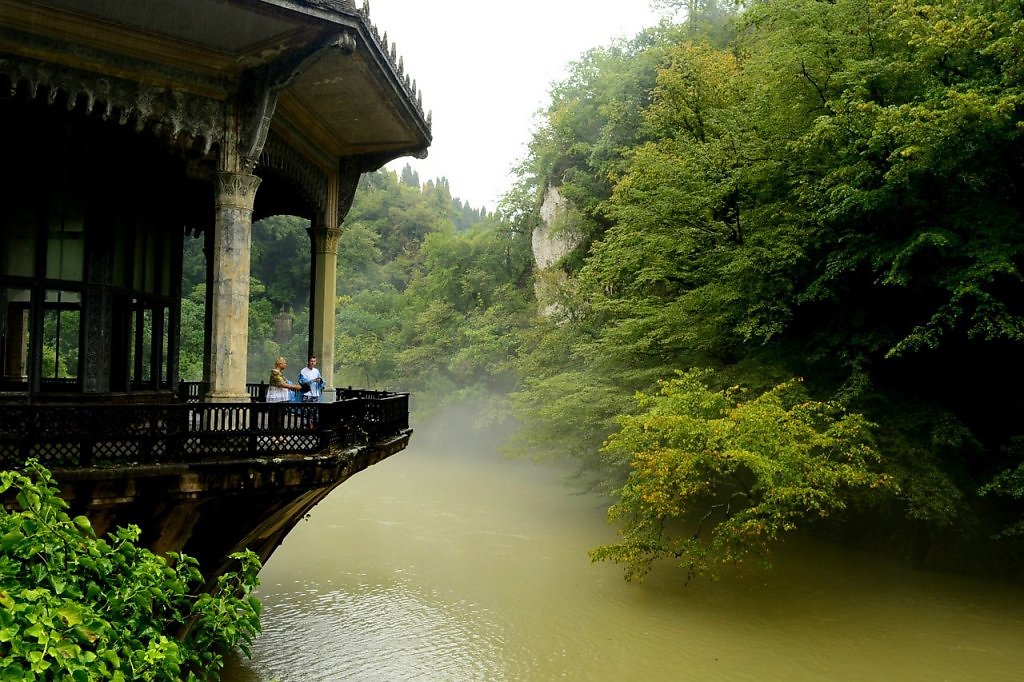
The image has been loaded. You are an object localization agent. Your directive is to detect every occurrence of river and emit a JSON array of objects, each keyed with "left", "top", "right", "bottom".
[{"left": 222, "top": 425, "right": 1024, "bottom": 681}]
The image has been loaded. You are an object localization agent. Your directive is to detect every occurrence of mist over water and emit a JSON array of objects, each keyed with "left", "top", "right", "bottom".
[{"left": 223, "top": 414, "right": 1024, "bottom": 681}]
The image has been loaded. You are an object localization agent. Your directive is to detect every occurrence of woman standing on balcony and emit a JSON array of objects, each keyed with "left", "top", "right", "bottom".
[
  {"left": 267, "top": 357, "right": 302, "bottom": 403},
  {"left": 267, "top": 357, "right": 302, "bottom": 435}
]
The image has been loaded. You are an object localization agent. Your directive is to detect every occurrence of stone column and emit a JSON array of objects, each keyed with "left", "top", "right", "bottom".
[
  {"left": 205, "top": 171, "right": 261, "bottom": 402},
  {"left": 307, "top": 225, "right": 341, "bottom": 391}
]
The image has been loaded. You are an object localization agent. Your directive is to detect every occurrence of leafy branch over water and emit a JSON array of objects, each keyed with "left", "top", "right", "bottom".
[{"left": 591, "top": 370, "right": 897, "bottom": 581}]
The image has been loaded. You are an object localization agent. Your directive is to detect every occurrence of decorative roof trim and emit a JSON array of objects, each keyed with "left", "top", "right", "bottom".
[
  {"left": 0, "top": 54, "right": 225, "bottom": 154},
  {"left": 259, "top": 130, "right": 329, "bottom": 216}
]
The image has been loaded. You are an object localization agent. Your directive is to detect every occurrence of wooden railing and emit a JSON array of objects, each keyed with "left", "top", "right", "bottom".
[
  {"left": 176, "top": 383, "right": 405, "bottom": 406},
  {"left": 176, "top": 382, "right": 266, "bottom": 403},
  {"left": 0, "top": 390, "right": 410, "bottom": 470}
]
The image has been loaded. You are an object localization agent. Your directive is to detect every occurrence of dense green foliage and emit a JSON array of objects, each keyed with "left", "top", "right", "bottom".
[
  {"left": 332, "top": 172, "right": 532, "bottom": 406},
  {"left": 177, "top": 0, "right": 1024, "bottom": 580},
  {"left": 0, "top": 462, "right": 261, "bottom": 680},
  {"left": 511, "top": 0, "right": 1024, "bottom": 577}
]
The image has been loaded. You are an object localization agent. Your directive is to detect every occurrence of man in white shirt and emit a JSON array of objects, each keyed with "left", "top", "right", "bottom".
[{"left": 299, "top": 355, "right": 324, "bottom": 403}]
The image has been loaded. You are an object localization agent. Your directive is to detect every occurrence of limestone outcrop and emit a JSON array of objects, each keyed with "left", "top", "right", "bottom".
[{"left": 531, "top": 186, "right": 582, "bottom": 316}]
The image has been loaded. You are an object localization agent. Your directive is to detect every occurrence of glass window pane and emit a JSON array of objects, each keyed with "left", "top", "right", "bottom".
[
  {"left": 128, "top": 300, "right": 138, "bottom": 384},
  {"left": 1, "top": 288, "right": 31, "bottom": 382},
  {"left": 140, "top": 307, "right": 153, "bottom": 382},
  {"left": 145, "top": 233, "right": 156, "bottom": 293},
  {"left": 2, "top": 206, "right": 36, "bottom": 278},
  {"left": 43, "top": 289, "right": 80, "bottom": 380},
  {"left": 113, "top": 220, "right": 127, "bottom": 287},
  {"left": 160, "top": 230, "right": 172, "bottom": 295},
  {"left": 133, "top": 234, "right": 145, "bottom": 290},
  {"left": 46, "top": 194, "right": 85, "bottom": 282},
  {"left": 161, "top": 307, "right": 169, "bottom": 384}
]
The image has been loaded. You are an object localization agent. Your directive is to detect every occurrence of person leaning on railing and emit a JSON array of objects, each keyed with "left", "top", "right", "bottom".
[
  {"left": 298, "top": 355, "right": 324, "bottom": 403},
  {"left": 268, "top": 357, "right": 302, "bottom": 402},
  {"left": 267, "top": 357, "right": 302, "bottom": 433}
]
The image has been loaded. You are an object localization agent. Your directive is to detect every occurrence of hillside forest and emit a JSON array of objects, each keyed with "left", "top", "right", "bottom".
[{"left": 180, "top": 0, "right": 1024, "bottom": 582}]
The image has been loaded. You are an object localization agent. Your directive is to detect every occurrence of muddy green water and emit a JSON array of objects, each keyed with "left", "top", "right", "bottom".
[{"left": 222, "top": 432, "right": 1024, "bottom": 681}]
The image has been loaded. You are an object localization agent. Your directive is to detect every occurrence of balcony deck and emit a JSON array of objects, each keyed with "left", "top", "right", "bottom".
[{"left": 0, "top": 384, "right": 413, "bottom": 583}]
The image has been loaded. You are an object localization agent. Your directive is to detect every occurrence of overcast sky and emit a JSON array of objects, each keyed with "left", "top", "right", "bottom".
[{"left": 369, "top": 1, "right": 665, "bottom": 210}]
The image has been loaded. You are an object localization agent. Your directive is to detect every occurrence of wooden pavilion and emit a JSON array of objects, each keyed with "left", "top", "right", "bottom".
[
  {"left": 0, "top": 0, "right": 429, "bottom": 402},
  {"left": 0, "top": 0, "right": 429, "bottom": 577}
]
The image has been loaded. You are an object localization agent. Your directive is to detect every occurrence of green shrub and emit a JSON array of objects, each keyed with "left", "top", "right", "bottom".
[{"left": 0, "top": 460, "right": 261, "bottom": 680}]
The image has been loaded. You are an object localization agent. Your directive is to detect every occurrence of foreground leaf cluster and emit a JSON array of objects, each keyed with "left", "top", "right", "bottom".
[{"left": 0, "top": 461, "right": 261, "bottom": 681}]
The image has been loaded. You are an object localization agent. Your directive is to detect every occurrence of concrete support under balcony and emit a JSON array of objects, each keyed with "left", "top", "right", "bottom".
[{"left": 53, "top": 431, "right": 411, "bottom": 584}]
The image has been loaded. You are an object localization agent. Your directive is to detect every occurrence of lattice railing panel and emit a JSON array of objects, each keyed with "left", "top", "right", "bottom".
[{"left": 0, "top": 391, "right": 410, "bottom": 469}]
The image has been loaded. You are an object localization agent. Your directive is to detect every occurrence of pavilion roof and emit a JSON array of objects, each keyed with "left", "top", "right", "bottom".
[{"left": 0, "top": 0, "right": 431, "bottom": 167}]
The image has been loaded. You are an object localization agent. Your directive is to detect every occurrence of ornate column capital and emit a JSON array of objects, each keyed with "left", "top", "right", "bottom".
[
  {"left": 307, "top": 225, "right": 343, "bottom": 255},
  {"left": 215, "top": 172, "right": 262, "bottom": 211}
]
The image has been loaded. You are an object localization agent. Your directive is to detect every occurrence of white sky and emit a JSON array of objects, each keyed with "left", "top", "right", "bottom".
[{"left": 370, "top": 0, "right": 665, "bottom": 211}]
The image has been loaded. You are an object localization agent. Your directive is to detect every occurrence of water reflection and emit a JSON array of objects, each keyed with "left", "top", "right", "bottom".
[{"left": 223, "top": 437, "right": 1024, "bottom": 681}]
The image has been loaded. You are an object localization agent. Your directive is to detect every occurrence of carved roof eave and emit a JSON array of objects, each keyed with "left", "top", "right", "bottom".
[
  {"left": 287, "top": 0, "right": 433, "bottom": 148},
  {"left": 257, "top": 129, "right": 412, "bottom": 226},
  {"left": 259, "top": 130, "right": 330, "bottom": 218},
  {"left": 349, "top": 3, "right": 433, "bottom": 154},
  {"left": 264, "top": 11, "right": 431, "bottom": 170}
]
